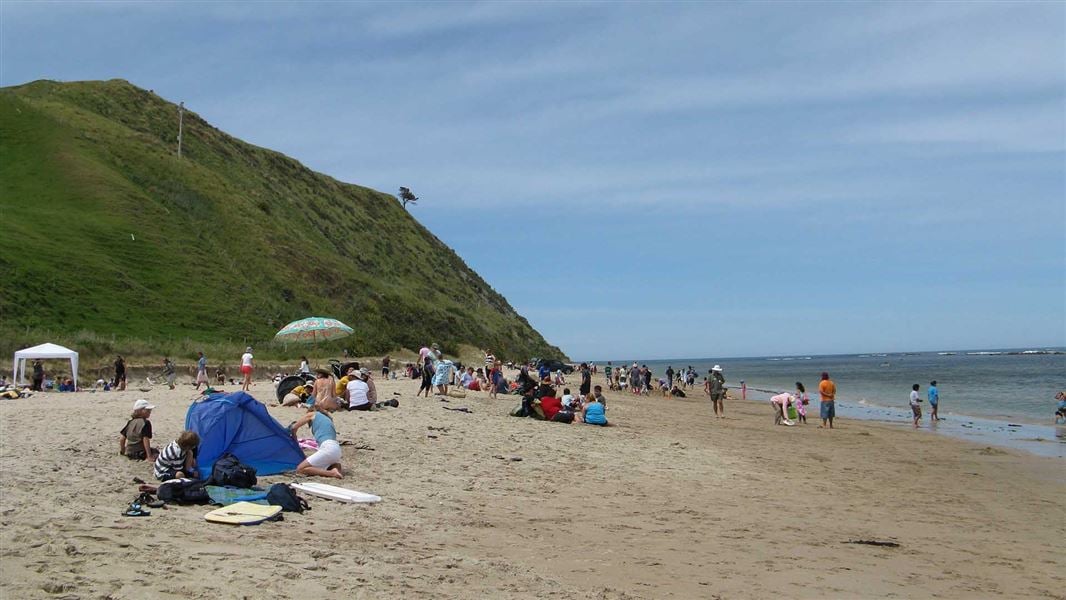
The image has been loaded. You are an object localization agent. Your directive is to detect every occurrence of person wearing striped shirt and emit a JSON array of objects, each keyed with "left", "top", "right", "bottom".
[{"left": 154, "top": 431, "right": 200, "bottom": 481}]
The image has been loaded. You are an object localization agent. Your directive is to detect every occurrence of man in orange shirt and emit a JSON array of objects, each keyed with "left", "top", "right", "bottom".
[{"left": 818, "top": 371, "right": 836, "bottom": 429}]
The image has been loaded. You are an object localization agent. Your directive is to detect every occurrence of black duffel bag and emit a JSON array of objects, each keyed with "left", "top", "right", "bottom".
[{"left": 207, "top": 452, "right": 257, "bottom": 488}]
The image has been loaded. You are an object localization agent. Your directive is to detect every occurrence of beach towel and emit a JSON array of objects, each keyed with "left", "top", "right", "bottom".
[
  {"left": 298, "top": 438, "right": 319, "bottom": 450},
  {"left": 206, "top": 485, "right": 269, "bottom": 506}
]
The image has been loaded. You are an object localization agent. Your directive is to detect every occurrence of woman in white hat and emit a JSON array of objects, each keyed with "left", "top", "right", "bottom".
[{"left": 708, "top": 366, "right": 726, "bottom": 418}]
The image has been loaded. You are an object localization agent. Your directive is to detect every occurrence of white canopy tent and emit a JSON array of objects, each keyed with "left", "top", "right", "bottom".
[{"left": 12, "top": 343, "right": 79, "bottom": 390}]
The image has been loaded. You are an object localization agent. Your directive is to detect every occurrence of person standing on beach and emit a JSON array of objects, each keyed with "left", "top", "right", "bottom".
[
  {"left": 114, "top": 355, "right": 127, "bottom": 391},
  {"left": 240, "top": 347, "right": 254, "bottom": 391},
  {"left": 194, "top": 352, "right": 208, "bottom": 390},
  {"left": 928, "top": 380, "right": 940, "bottom": 421},
  {"left": 818, "top": 372, "right": 836, "bottom": 429},
  {"left": 666, "top": 366, "right": 675, "bottom": 388},
  {"left": 579, "top": 362, "right": 592, "bottom": 399},
  {"left": 161, "top": 357, "right": 176, "bottom": 390},
  {"left": 795, "top": 382, "right": 808, "bottom": 424},
  {"left": 417, "top": 344, "right": 438, "bottom": 398},
  {"left": 31, "top": 359, "right": 44, "bottom": 391},
  {"left": 709, "top": 366, "right": 725, "bottom": 418},
  {"left": 910, "top": 383, "right": 923, "bottom": 428}
]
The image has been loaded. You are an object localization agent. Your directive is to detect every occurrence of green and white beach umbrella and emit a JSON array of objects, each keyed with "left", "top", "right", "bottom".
[{"left": 274, "top": 317, "right": 354, "bottom": 343}]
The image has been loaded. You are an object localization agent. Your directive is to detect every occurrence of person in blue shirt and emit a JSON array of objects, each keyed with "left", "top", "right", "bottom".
[
  {"left": 928, "top": 380, "right": 940, "bottom": 421},
  {"left": 289, "top": 398, "right": 343, "bottom": 479},
  {"left": 581, "top": 387, "right": 609, "bottom": 426},
  {"left": 1054, "top": 391, "right": 1066, "bottom": 424}
]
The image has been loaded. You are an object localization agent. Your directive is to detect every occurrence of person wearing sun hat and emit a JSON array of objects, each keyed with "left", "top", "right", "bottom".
[
  {"left": 708, "top": 365, "right": 725, "bottom": 418},
  {"left": 119, "top": 399, "right": 158, "bottom": 461},
  {"left": 240, "top": 346, "right": 254, "bottom": 391}
]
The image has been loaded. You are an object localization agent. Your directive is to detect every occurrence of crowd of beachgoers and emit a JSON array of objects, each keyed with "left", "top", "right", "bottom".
[{"left": 6, "top": 343, "right": 1065, "bottom": 488}]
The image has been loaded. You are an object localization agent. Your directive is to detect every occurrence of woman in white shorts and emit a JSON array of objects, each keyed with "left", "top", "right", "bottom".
[{"left": 288, "top": 398, "right": 343, "bottom": 478}]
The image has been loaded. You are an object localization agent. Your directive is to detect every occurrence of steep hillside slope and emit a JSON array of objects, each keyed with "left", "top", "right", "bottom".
[{"left": 0, "top": 79, "right": 563, "bottom": 361}]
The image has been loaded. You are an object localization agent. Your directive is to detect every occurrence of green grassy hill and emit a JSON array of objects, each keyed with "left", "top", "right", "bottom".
[{"left": 0, "top": 79, "right": 563, "bottom": 365}]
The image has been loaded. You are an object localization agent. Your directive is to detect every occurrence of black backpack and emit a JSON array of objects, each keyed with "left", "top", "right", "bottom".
[
  {"left": 157, "top": 478, "right": 211, "bottom": 505},
  {"left": 266, "top": 483, "right": 310, "bottom": 513},
  {"left": 207, "top": 453, "right": 258, "bottom": 488}
]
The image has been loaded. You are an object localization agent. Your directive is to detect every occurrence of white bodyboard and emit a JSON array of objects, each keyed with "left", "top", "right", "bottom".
[{"left": 291, "top": 482, "right": 381, "bottom": 504}]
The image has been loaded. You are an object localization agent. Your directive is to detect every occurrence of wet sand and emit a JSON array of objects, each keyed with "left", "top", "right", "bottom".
[{"left": 1, "top": 374, "right": 1063, "bottom": 598}]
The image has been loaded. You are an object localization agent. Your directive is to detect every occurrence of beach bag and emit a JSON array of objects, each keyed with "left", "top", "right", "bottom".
[
  {"left": 208, "top": 453, "right": 258, "bottom": 488},
  {"left": 266, "top": 483, "right": 310, "bottom": 513},
  {"left": 157, "top": 478, "right": 211, "bottom": 505},
  {"left": 787, "top": 405, "right": 798, "bottom": 420}
]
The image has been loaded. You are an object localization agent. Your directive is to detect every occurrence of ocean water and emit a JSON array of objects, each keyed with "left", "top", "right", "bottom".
[{"left": 598, "top": 349, "right": 1066, "bottom": 457}]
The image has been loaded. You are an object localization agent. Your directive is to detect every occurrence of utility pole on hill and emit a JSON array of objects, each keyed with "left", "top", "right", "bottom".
[{"left": 177, "top": 102, "right": 184, "bottom": 159}]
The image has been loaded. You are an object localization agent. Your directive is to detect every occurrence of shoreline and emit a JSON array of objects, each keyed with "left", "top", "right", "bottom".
[{"left": 732, "top": 386, "right": 1066, "bottom": 458}]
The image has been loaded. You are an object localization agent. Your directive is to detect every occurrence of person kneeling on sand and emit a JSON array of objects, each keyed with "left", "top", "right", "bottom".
[{"left": 289, "top": 399, "right": 344, "bottom": 479}]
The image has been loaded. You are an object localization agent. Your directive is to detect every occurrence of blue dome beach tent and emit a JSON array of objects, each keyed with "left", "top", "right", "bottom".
[{"left": 185, "top": 391, "right": 305, "bottom": 476}]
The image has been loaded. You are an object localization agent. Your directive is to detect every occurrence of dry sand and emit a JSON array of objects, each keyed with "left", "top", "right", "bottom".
[{"left": 2, "top": 373, "right": 1064, "bottom": 599}]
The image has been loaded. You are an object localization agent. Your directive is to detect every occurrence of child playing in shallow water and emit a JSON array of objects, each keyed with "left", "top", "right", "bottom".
[{"left": 910, "top": 384, "right": 923, "bottom": 428}]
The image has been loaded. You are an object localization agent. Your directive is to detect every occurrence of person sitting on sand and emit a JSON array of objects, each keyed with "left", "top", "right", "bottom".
[
  {"left": 770, "top": 392, "right": 795, "bottom": 426},
  {"left": 459, "top": 367, "right": 475, "bottom": 390},
  {"left": 670, "top": 384, "right": 686, "bottom": 398},
  {"left": 581, "top": 393, "right": 609, "bottom": 426},
  {"left": 119, "top": 399, "right": 158, "bottom": 462},
  {"left": 288, "top": 399, "right": 343, "bottom": 479},
  {"left": 539, "top": 390, "right": 574, "bottom": 423},
  {"left": 282, "top": 382, "right": 314, "bottom": 407},
  {"left": 345, "top": 367, "right": 373, "bottom": 411},
  {"left": 311, "top": 369, "right": 336, "bottom": 405},
  {"left": 215, "top": 366, "right": 226, "bottom": 384},
  {"left": 561, "top": 387, "right": 575, "bottom": 410},
  {"left": 154, "top": 430, "right": 200, "bottom": 481}
]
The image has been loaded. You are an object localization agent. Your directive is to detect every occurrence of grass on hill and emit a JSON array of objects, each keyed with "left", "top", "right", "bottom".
[{"left": 0, "top": 79, "right": 564, "bottom": 367}]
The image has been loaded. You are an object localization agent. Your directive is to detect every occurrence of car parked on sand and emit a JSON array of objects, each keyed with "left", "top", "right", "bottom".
[{"left": 536, "top": 359, "right": 574, "bottom": 375}]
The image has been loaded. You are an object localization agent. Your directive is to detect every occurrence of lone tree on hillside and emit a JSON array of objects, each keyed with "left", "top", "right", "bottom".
[{"left": 398, "top": 187, "right": 419, "bottom": 209}]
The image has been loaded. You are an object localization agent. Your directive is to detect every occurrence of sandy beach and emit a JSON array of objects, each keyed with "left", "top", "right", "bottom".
[{"left": 2, "top": 373, "right": 1064, "bottom": 599}]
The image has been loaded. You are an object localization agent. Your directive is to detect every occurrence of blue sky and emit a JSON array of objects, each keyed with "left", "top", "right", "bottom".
[{"left": 3, "top": 2, "right": 1064, "bottom": 359}]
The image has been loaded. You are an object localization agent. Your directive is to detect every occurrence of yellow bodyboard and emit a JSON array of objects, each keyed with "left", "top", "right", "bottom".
[{"left": 204, "top": 501, "right": 282, "bottom": 525}]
